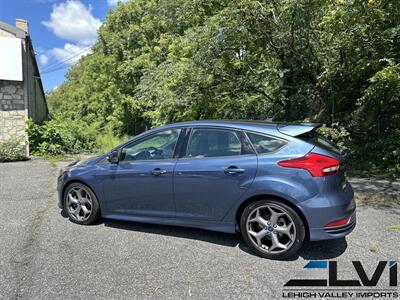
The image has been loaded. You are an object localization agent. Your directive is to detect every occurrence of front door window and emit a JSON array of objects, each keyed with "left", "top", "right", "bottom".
[{"left": 120, "top": 129, "right": 181, "bottom": 161}]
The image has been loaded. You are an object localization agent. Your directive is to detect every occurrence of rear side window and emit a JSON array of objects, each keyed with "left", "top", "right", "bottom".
[
  {"left": 187, "top": 128, "right": 242, "bottom": 158},
  {"left": 299, "top": 132, "right": 341, "bottom": 155},
  {"left": 246, "top": 132, "right": 287, "bottom": 154}
]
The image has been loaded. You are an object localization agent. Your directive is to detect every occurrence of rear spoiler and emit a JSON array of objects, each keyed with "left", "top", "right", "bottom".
[{"left": 277, "top": 123, "right": 321, "bottom": 137}]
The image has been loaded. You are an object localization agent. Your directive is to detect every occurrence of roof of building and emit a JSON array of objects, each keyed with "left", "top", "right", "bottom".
[{"left": 0, "top": 21, "right": 27, "bottom": 38}]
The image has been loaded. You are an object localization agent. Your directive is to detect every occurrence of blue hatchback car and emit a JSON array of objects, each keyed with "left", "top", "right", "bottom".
[{"left": 58, "top": 121, "right": 355, "bottom": 259}]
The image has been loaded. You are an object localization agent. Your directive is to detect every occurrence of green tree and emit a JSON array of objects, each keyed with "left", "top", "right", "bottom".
[{"left": 46, "top": 0, "right": 400, "bottom": 173}]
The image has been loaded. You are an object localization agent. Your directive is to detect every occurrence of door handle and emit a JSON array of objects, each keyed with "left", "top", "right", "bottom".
[
  {"left": 224, "top": 166, "right": 245, "bottom": 175},
  {"left": 151, "top": 168, "right": 167, "bottom": 176}
]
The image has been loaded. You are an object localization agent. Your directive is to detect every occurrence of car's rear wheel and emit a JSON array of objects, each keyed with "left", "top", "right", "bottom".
[
  {"left": 240, "top": 199, "right": 305, "bottom": 259},
  {"left": 64, "top": 183, "right": 100, "bottom": 225}
]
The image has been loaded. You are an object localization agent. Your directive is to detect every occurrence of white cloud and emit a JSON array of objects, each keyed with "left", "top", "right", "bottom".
[
  {"left": 39, "top": 54, "right": 49, "bottom": 65},
  {"left": 49, "top": 43, "right": 92, "bottom": 65},
  {"left": 107, "top": 0, "right": 128, "bottom": 7},
  {"left": 41, "top": 1, "right": 99, "bottom": 68},
  {"left": 42, "top": 0, "right": 101, "bottom": 45}
]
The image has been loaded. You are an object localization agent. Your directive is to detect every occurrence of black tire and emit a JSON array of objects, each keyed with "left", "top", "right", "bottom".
[
  {"left": 63, "top": 182, "right": 101, "bottom": 225},
  {"left": 239, "top": 199, "right": 305, "bottom": 260}
]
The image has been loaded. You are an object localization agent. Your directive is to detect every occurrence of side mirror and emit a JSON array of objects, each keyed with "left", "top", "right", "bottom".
[{"left": 107, "top": 150, "right": 120, "bottom": 164}]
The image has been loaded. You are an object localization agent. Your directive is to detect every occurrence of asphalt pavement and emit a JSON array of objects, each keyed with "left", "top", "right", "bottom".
[{"left": 0, "top": 159, "right": 399, "bottom": 299}]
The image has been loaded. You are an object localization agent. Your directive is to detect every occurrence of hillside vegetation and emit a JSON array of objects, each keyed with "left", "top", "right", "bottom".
[{"left": 34, "top": 0, "right": 400, "bottom": 174}]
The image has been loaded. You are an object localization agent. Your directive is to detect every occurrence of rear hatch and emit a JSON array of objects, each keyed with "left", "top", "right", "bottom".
[{"left": 278, "top": 123, "right": 347, "bottom": 188}]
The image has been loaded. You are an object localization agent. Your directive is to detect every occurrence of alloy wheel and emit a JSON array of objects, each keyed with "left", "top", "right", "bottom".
[
  {"left": 66, "top": 186, "right": 93, "bottom": 222},
  {"left": 246, "top": 204, "right": 296, "bottom": 254}
]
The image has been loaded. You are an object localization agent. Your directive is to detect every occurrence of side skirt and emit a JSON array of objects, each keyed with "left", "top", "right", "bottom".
[{"left": 102, "top": 213, "right": 237, "bottom": 234}]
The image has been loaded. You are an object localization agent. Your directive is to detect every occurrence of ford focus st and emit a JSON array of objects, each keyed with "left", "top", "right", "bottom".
[{"left": 57, "top": 121, "right": 355, "bottom": 259}]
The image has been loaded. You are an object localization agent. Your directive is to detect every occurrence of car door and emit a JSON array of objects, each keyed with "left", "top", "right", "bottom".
[
  {"left": 173, "top": 127, "right": 258, "bottom": 221},
  {"left": 101, "top": 128, "right": 182, "bottom": 218}
]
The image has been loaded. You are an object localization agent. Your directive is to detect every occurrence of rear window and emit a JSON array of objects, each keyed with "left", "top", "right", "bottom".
[
  {"left": 246, "top": 132, "right": 287, "bottom": 154},
  {"left": 299, "top": 131, "right": 341, "bottom": 155}
]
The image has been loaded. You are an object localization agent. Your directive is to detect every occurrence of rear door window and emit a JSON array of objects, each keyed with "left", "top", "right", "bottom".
[
  {"left": 186, "top": 128, "right": 242, "bottom": 158},
  {"left": 246, "top": 132, "right": 287, "bottom": 154}
]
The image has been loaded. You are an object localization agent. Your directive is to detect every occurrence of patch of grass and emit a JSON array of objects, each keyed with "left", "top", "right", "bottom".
[
  {"left": 31, "top": 174, "right": 55, "bottom": 240},
  {"left": 42, "top": 152, "right": 96, "bottom": 167},
  {"left": 41, "top": 154, "right": 70, "bottom": 167},
  {"left": 384, "top": 225, "right": 400, "bottom": 231},
  {"left": 354, "top": 192, "right": 400, "bottom": 206}
]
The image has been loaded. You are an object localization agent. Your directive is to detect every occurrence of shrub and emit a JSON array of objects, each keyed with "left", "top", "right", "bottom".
[
  {"left": 95, "top": 128, "right": 128, "bottom": 153},
  {"left": 355, "top": 138, "right": 400, "bottom": 175},
  {"left": 27, "top": 118, "right": 97, "bottom": 156},
  {"left": 318, "top": 123, "right": 400, "bottom": 175},
  {"left": 27, "top": 118, "right": 130, "bottom": 156},
  {"left": 0, "top": 137, "right": 27, "bottom": 162}
]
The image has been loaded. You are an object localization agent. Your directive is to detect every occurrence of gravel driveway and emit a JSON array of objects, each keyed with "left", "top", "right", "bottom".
[{"left": 0, "top": 159, "right": 399, "bottom": 299}]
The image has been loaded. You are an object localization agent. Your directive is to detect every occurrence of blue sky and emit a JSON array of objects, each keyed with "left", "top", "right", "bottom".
[{"left": 0, "top": 0, "right": 123, "bottom": 91}]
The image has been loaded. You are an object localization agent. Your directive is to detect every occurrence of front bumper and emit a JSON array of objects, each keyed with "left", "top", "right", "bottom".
[{"left": 57, "top": 174, "right": 64, "bottom": 209}]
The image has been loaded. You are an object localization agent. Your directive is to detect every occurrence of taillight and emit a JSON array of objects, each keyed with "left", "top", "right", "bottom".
[{"left": 277, "top": 153, "right": 340, "bottom": 177}]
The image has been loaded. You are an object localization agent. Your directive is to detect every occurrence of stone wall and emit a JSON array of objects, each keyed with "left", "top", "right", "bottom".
[{"left": 0, "top": 80, "right": 27, "bottom": 153}]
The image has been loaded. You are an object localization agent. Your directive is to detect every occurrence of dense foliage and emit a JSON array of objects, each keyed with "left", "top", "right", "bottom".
[
  {"left": 27, "top": 118, "right": 96, "bottom": 155},
  {"left": 45, "top": 0, "right": 400, "bottom": 173},
  {"left": 26, "top": 118, "right": 128, "bottom": 155}
]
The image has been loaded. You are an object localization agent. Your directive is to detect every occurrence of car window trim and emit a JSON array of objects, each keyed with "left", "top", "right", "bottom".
[
  {"left": 236, "top": 130, "right": 256, "bottom": 155},
  {"left": 182, "top": 126, "right": 255, "bottom": 159},
  {"left": 174, "top": 127, "right": 191, "bottom": 159}
]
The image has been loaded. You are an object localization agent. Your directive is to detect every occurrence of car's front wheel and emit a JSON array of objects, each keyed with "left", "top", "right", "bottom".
[
  {"left": 240, "top": 199, "right": 305, "bottom": 259},
  {"left": 64, "top": 182, "right": 100, "bottom": 225}
]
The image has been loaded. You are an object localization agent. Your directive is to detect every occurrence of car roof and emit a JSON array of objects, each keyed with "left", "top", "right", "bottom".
[
  {"left": 158, "top": 120, "right": 273, "bottom": 134},
  {"left": 161, "top": 120, "right": 319, "bottom": 135}
]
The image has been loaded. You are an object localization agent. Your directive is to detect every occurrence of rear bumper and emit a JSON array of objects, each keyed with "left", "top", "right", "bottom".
[
  {"left": 309, "top": 211, "right": 356, "bottom": 241},
  {"left": 324, "top": 213, "right": 356, "bottom": 235},
  {"left": 299, "top": 180, "right": 356, "bottom": 241}
]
